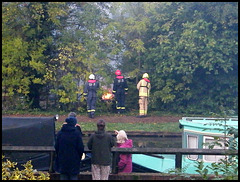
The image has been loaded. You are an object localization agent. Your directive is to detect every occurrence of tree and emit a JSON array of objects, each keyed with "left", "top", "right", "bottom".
[
  {"left": 2, "top": 2, "right": 69, "bottom": 109},
  {"left": 110, "top": 2, "right": 238, "bottom": 114},
  {"left": 44, "top": 2, "right": 120, "bottom": 111},
  {"left": 3, "top": 2, "right": 238, "bottom": 114},
  {"left": 111, "top": 2, "right": 151, "bottom": 83},
  {"left": 145, "top": 2, "right": 238, "bottom": 114}
]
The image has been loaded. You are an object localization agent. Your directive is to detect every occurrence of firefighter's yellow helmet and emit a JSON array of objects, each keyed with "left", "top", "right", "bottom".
[{"left": 142, "top": 73, "right": 149, "bottom": 78}]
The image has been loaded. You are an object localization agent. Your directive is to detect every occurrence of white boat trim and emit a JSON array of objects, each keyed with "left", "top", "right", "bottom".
[{"left": 184, "top": 128, "right": 233, "bottom": 137}]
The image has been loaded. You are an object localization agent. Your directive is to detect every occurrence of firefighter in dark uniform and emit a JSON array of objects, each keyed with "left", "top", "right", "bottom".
[
  {"left": 112, "top": 70, "right": 128, "bottom": 113},
  {"left": 83, "top": 74, "right": 99, "bottom": 118}
]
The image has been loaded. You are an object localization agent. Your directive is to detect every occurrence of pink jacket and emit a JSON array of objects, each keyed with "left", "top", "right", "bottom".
[{"left": 117, "top": 139, "right": 133, "bottom": 173}]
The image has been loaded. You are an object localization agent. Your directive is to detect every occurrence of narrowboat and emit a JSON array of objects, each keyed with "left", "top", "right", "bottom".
[{"left": 132, "top": 117, "right": 238, "bottom": 174}]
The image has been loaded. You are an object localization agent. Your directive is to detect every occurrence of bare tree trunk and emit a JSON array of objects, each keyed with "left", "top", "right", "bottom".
[{"left": 136, "top": 52, "right": 141, "bottom": 84}]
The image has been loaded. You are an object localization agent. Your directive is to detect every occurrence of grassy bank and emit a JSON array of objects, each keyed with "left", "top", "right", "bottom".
[
  {"left": 3, "top": 109, "right": 185, "bottom": 133},
  {"left": 55, "top": 121, "right": 182, "bottom": 133}
]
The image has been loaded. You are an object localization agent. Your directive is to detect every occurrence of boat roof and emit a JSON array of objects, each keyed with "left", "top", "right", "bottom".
[{"left": 179, "top": 117, "right": 238, "bottom": 135}]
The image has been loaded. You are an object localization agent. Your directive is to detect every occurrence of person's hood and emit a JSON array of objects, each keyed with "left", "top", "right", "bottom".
[
  {"left": 117, "top": 139, "right": 133, "bottom": 148},
  {"left": 61, "top": 124, "right": 76, "bottom": 132},
  {"left": 94, "top": 130, "right": 106, "bottom": 139},
  {"left": 65, "top": 117, "right": 77, "bottom": 126}
]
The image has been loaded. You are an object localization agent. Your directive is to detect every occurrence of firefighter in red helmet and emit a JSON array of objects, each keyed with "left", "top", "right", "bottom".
[{"left": 112, "top": 70, "right": 128, "bottom": 114}]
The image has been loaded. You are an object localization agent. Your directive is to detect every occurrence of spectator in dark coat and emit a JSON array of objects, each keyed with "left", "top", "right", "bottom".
[
  {"left": 54, "top": 117, "right": 84, "bottom": 180},
  {"left": 87, "top": 119, "right": 115, "bottom": 180}
]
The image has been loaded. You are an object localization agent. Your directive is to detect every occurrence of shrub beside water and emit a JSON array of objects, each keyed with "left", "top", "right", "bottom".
[{"left": 2, "top": 155, "right": 50, "bottom": 180}]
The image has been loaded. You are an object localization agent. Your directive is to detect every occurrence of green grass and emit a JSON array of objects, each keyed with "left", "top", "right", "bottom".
[
  {"left": 3, "top": 109, "right": 183, "bottom": 133},
  {"left": 55, "top": 121, "right": 182, "bottom": 133}
]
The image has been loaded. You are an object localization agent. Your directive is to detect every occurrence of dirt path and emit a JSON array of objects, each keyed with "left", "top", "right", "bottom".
[{"left": 73, "top": 115, "right": 181, "bottom": 123}]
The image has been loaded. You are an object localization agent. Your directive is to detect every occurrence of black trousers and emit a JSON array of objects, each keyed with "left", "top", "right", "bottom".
[
  {"left": 60, "top": 173, "right": 78, "bottom": 180},
  {"left": 87, "top": 96, "right": 97, "bottom": 113},
  {"left": 115, "top": 91, "right": 126, "bottom": 112}
]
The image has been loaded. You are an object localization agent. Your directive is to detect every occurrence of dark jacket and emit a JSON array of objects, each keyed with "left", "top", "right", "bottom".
[
  {"left": 83, "top": 80, "right": 99, "bottom": 98},
  {"left": 112, "top": 76, "right": 128, "bottom": 95},
  {"left": 87, "top": 130, "right": 115, "bottom": 166},
  {"left": 54, "top": 124, "right": 84, "bottom": 175}
]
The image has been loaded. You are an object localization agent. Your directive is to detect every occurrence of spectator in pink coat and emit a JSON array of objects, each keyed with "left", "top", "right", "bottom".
[{"left": 114, "top": 130, "right": 133, "bottom": 173}]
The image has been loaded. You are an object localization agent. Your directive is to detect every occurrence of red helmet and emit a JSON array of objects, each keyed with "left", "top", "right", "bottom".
[{"left": 115, "top": 70, "right": 121, "bottom": 76}]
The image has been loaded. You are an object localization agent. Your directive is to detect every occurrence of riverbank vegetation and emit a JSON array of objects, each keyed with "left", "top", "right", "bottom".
[
  {"left": 2, "top": 2, "right": 238, "bottom": 116},
  {"left": 2, "top": 155, "right": 50, "bottom": 180}
]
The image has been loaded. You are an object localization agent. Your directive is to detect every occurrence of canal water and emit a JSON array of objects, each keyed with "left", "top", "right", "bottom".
[
  {"left": 131, "top": 136, "right": 182, "bottom": 148},
  {"left": 80, "top": 135, "right": 182, "bottom": 173},
  {"left": 82, "top": 136, "right": 182, "bottom": 148}
]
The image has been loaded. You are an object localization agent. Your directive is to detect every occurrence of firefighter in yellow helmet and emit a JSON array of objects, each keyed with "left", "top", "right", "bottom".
[{"left": 136, "top": 73, "right": 151, "bottom": 118}]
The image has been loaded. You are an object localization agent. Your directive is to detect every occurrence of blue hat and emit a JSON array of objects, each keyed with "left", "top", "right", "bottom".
[{"left": 65, "top": 117, "right": 77, "bottom": 126}]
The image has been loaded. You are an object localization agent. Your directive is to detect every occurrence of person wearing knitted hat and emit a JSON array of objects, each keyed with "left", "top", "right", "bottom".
[
  {"left": 54, "top": 116, "right": 84, "bottom": 180},
  {"left": 67, "top": 112, "right": 83, "bottom": 136},
  {"left": 114, "top": 130, "right": 133, "bottom": 173}
]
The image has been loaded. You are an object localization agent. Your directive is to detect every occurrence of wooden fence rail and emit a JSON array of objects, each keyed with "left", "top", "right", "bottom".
[{"left": 2, "top": 146, "right": 238, "bottom": 174}]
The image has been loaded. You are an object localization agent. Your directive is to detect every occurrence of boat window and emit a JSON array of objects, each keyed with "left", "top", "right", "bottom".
[
  {"left": 187, "top": 135, "right": 198, "bottom": 160},
  {"left": 203, "top": 136, "right": 228, "bottom": 162}
]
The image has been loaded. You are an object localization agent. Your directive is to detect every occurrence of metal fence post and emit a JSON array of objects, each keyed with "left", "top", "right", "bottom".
[
  {"left": 111, "top": 152, "right": 119, "bottom": 174},
  {"left": 49, "top": 151, "right": 55, "bottom": 173},
  {"left": 175, "top": 153, "right": 182, "bottom": 170}
]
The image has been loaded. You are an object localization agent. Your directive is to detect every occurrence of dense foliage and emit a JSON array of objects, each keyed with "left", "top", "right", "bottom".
[
  {"left": 2, "top": 155, "right": 50, "bottom": 180},
  {"left": 2, "top": 2, "right": 238, "bottom": 115}
]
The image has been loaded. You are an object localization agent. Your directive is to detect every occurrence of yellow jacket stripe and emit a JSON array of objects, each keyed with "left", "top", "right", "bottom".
[{"left": 87, "top": 109, "right": 95, "bottom": 112}]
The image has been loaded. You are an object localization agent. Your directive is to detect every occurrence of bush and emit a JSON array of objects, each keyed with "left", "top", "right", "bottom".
[{"left": 2, "top": 155, "right": 50, "bottom": 180}]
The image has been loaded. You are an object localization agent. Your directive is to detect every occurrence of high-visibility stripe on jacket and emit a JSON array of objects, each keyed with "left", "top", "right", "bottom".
[{"left": 137, "top": 79, "right": 151, "bottom": 97}]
